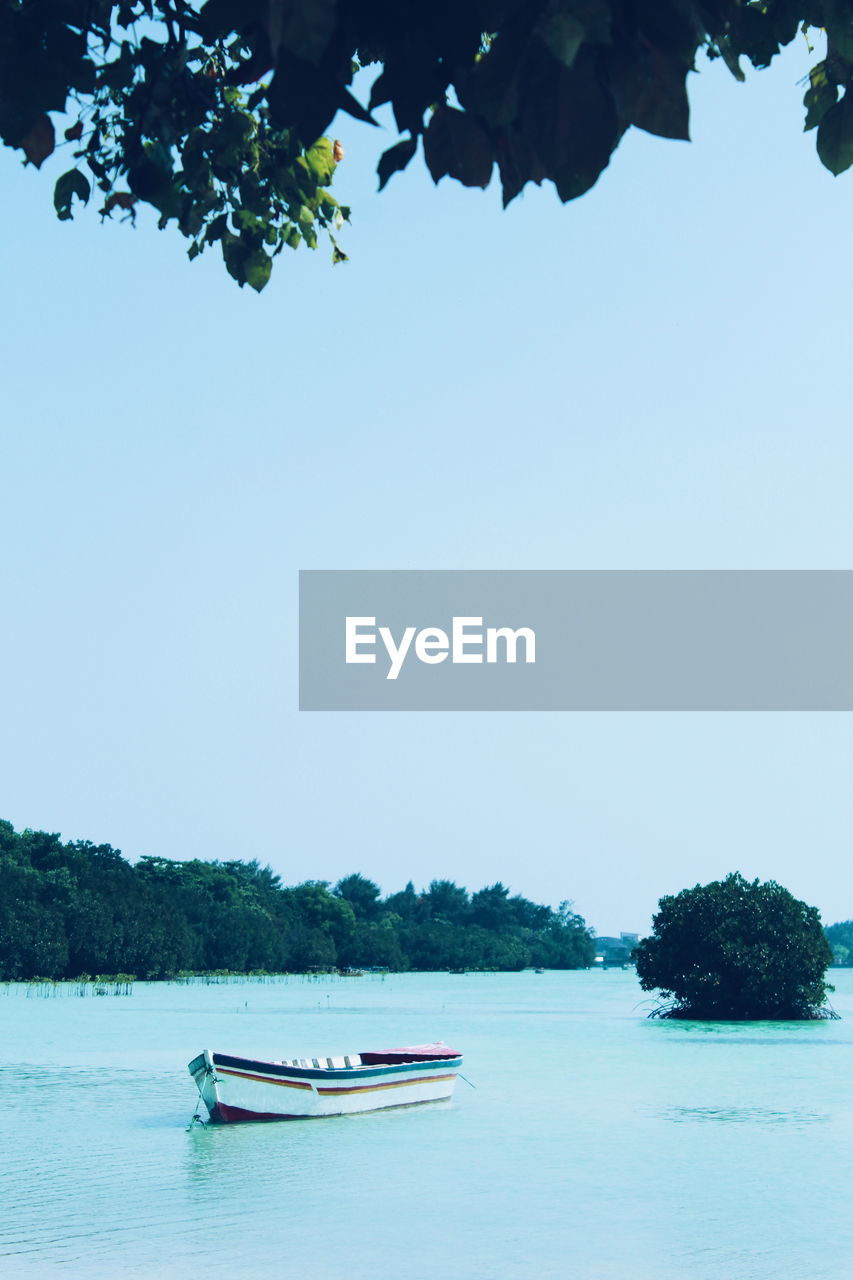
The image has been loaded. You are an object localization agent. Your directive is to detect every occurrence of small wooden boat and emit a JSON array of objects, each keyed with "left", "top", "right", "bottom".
[{"left": 188, "top": 1042, "right": 462, "bottom": 1123}]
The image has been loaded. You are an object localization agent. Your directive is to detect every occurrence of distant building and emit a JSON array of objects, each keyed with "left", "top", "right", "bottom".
[{"left": 592, "top": 933, "right": 639, "bottom": 968}]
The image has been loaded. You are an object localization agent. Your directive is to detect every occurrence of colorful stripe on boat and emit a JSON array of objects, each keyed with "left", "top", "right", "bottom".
[
  {"left": 317, "top": 1073, "right": 457, "bottom": 1096},
  {"left": 216, "top": 1067, "right": 313, "bottom": 1090}
]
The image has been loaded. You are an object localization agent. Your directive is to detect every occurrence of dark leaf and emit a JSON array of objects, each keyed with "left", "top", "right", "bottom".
[
  {"left": 366, "top": 35, "right": 443, "bottom": 135},
  {"left": 424, "top": 105, "right": 493, "bottom": 188},
  {"left": 735, "top": 7, "right": 785, "bottom": 69},
  {"left": 368, "top": 70, "right": 391, "bottom": 111},
  {"left": 268, "top": 56, "right": 373, "bottom": 147},
  {"left": 264, "top": 0, "right": 337, "bottom": 65},
  {"left": 535, "top": 8, "right": 585, "bottom": 69},
  {"left": 635, "top": 0, "right": 704, "bottom": 62},
  {"left": 517, "top": 50, "right": 620, "bottom": 200},
  {"left": 197, "top": 0, "right": 260, "bottom": 40},
  {"left": 559, "top": 0, "right": 612, "bottom": 45},
  {"left": 495, "top": 129, "right": 540, "bottom": 206},
  {"left": 21, "top": 115, "right": 55, "bottom": 168},
  {"left": 204, "top": 213, "right": 229, "bottom": 243},
  {"left": 715, "top": 36, "right": 745, "bottom": 82},
  {"left": 53, "top": 168, "right": 91, "bottom": 220},
  {"left": 610, "top": 41, "right": 691, "bottom": 140},
  {"left": 101, "top": 192, "right": 136, "bottom": 215},
  {"left": 64, "top": 121, "right": 84, "bottom": 142},
  {"left": 826, "top": 13, "right": 853, "bottom": 63},
  {"left": 817, "top": 92, "right": 853, "bottom": 175},
  {"left": 462, "top": 28, "right": 524, "bottom": 127},
  {"left": 224, "top": 51, "right": 274, "bottom": 85},
  {"left": 377, "top": 136, "right": 417, "bottom": 190},
  {"left": 339, "top": 87, "right": 376, "bottom": 127}
]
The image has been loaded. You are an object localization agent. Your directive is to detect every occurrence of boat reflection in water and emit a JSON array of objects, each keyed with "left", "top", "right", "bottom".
[{"left": 188, "top": 1042, "right": 462, "bottom": 1123}]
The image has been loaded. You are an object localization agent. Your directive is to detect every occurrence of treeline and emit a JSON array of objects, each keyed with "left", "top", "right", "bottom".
[
  {"left": 825, "top": 921, "right": 853, "bottom": 966},
  {"left": 0, "top": 820, "right": 595, "bottom": 980}
]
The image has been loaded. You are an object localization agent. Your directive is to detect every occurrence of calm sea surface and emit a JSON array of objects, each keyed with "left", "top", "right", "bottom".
[{"left": 2, "top": 969, "right": 852, "bottom": 1279}]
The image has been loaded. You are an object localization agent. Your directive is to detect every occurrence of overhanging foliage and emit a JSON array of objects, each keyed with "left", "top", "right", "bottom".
[{"left": 2, "top": 2, "right": 852, "bottom": 289}]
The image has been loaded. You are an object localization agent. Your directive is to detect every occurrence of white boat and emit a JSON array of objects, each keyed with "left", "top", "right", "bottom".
[{"left": 188, "top": 1042, "right": 462, "bottom": 1123}]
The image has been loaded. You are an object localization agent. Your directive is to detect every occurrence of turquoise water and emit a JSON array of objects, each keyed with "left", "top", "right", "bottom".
[{"left": 2, "top": 970, "right": 852, "bottom": 1279}]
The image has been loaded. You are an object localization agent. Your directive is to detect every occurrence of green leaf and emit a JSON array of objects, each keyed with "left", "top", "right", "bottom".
[
  {"left": 221, "top": 232, "right": 248, "bottom": 284},
  {"left": 244, "top": 248, "right": 272, "bottom": 291},
  {"left": 377, "top": 136, "right": 417, "bottom": 190},
  {"left": 804, "top": 67, "right": 838, "bottom": 132},
  {"left": 304, "top": 136, "right": 335, "bottom": 184},
  {"left": 53, "top": 168, "right": 91, "bottom": 220},
  {"left": 233, "top": 209, "right": 263, "bottom": 231},
  {"left": 817, "top": 93, "right": 853, "bottom": 175}
]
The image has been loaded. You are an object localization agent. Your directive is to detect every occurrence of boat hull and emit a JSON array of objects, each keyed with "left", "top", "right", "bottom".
[{"left": 188, "top": 1049, "right": 461, "bottom": 1123}]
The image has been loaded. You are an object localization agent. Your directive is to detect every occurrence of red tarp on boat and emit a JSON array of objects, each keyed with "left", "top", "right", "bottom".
[{"left": 358, "top": 1042, "right": 460, "bottom": 1065}]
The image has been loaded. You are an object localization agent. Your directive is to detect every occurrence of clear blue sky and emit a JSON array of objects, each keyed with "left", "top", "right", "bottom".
[{"left": 1, "top": 43, "right": 850, "bottom": 935}]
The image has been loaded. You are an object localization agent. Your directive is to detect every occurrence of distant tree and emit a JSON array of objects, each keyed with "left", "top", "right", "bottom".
[
  {"left": 383, "top": 881, "right": 421, "bottom": 921},
  {"left": 281, "top": 881, "right": 356, "bottom": 956},
  {"left": 470, "top": 882, "right": 514, "bottom": 930},
  {"left": 333, "top": 873, "right": 382, "bottom": 921},
  {"left": 340, "top": 918, "right": 406, "bottom": 970},
  {"left": 824, "top": 920, "right": 853, "bottom": 965},
  {"left": 636, "top": 873, "right": 834, "bottom": 1020},
  {"left": 423, "top": 880, "right": 470, "bottom": 925},
  {"left": 538, "top": 900, "right": 596, "bottom": 968},
  {"left": 509, "top": 893, "right": 553, "bottom": 931},
  {"left": 3, "top": 3, "right": 851, "bottom": 290}
]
